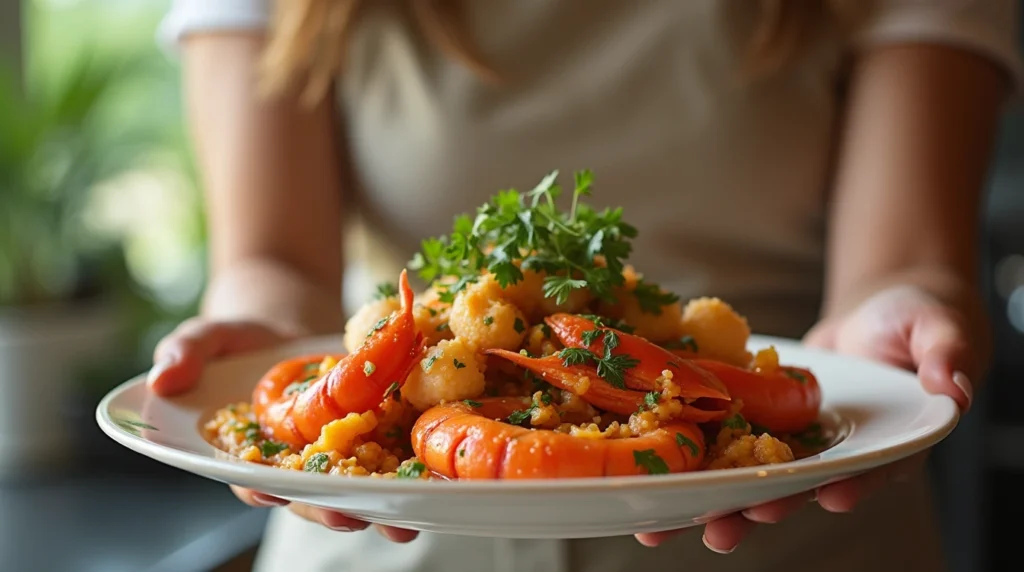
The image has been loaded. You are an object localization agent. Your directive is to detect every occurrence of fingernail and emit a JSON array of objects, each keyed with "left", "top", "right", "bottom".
[
  {"left": 328, "top": 525, "right": 357, "bottom": 532},
  {"left": 146, "top": 358, "right": 175, "bottom": 387},
  {"left": 951, "top": 371, "right": 973, "bottom": 410},
  {"left": 250, "top": 493, "right": 288, "bottom": 507},
  {"left": 702, "top": 534, "right": 734, "bottom": 555}
]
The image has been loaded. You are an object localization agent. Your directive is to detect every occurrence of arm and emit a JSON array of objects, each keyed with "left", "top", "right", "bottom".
[
  {"left": 182, "top": 32, "right": 345, "bottom": 336},
  {"left": 822, "top": 44, "right": 1008, "bottom": 321}
]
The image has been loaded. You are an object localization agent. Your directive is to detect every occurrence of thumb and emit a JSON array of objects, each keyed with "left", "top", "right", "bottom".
[
  {"left": 802, "top": 318, "right": 839, "bottom": 350},
  {"left": 148, "top": 320, "right": 287, "bottom": 396},
  {"left": 909, "top": 309, "right": 974, "bottom": 413}
]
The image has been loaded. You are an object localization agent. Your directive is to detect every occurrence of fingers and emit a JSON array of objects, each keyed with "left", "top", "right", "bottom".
[
  {"left": 802, "top": 319, "right": 839, "bottom": 350},
  {"left": 740, "top": 490, "right": 815, "bottom": 523},
  {"left": 147, "top": 319, "right": 286, "bottom": 396},
  {"left": 816, "top": 452, "right": 928, "bottom": 513},
  {"left": 230, "top": 486, "right": 418, "bottom": 540},
  {"left": 634, "top": 527, "right": 694, "bottom": 547},
  {"left": 908, "top": 309, "right": 974, "bottom": 412},
  {"left": 702, "top": 513, "right": 757, "bottom": 554}
]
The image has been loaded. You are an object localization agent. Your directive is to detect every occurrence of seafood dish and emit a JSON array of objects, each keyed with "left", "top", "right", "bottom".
[{"left": 204, "top": 170, "right": 828, "bottom": 480}]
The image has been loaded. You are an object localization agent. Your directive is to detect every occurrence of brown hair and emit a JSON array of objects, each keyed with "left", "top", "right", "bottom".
[{"left": 260, "top": 0, "right": 869, "bottom": 105}]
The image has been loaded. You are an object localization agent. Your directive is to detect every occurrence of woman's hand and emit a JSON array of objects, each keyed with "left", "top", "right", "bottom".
[
  {"left": 635, "top": 283, "right": 988, "bottom": 553},
  {"left": 146, "top": 318, "right": 419, "bottom": 543}
]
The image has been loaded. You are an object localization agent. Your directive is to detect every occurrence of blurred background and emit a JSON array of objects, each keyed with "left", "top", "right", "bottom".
[{"left": 0, "top": 1, "right": 1021, "bottom": 571}]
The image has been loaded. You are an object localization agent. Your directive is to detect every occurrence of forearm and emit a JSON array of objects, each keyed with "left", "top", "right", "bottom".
[
  {"left": 822, "top": 44, "right": 1008, "bottom": 319},
  {"left": 201, "top": 257, "right": 343, "bottom": 336}
]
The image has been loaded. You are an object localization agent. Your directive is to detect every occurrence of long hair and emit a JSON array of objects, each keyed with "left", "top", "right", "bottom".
[{"left": 259, "top": 0, "right": 869, "bottom": 105}]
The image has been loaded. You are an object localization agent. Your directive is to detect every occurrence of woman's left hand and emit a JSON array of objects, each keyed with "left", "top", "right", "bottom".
[{"left": 635, "top": 283, "right": 989, "bottom": 553}]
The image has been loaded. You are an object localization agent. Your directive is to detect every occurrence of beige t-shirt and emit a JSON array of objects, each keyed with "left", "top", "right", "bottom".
[{"left": 161, "top": 1, "right": 1020, "bottom": 571}]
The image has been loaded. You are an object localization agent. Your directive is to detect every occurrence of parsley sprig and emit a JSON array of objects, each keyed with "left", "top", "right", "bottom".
[
  {"left": 558, "top": 330, "right": 639, "bottom": 389},
  {"left": 409, "top": 170, "right": 638, "bottom": 304}
]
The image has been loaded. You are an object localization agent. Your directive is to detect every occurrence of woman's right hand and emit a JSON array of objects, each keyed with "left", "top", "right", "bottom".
[{"left": 146, "top": 318, "right": 420, "bottom": 542}]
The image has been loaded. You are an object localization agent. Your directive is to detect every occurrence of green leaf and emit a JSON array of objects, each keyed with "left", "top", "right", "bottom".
[
  {"left": 397, "top": 461, "right": 426, "bottom": 479},
  {"left": 304, "top": 453, "right": 330, "bottom": 473},
  {"left": 675, "top": 433, "right": 700, "bottom": 457},
  {"left": 633, "top": 449, "right": 670, "bottom": 475},
  {"left": 259, "top": 441, "right": 289, "bottom": 458}
]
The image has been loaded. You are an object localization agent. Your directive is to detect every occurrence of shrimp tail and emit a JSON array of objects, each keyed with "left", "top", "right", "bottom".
[{"left": 256, "top": 269, "right": 426, "bottom": 447}]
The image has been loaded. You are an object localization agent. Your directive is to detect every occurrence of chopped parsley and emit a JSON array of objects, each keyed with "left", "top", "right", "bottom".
[
  {"left": 235, "top": 422, "right": 261, "bottom": 443},
  {"left": 463, "top": 399, "right": 483, "bottom": 408},
  {"left": 397, "top": 461, "right": 426, "bottom": 479},
  {"left": 453, "top": 358, "right": 466, "bottom": 369},
  {"left": 423, "top": 354, "right": 439, "bottom": 370},
  {"left": 483, "top": 316, "right": 494, "bottom": 326},
  {"left": 363, "top": 361, "right": 376, "bottom": 376},
  {"left": 540, "top": 392, "right": 553, "bottom": 405},
  {"left": 383, "top": 382, "right": 400, "bottom": 400},
  {"left": 558, "top": 330, "right": 638, "bottom": 389},
  {"left": 749, "top": 423, "right": 771, "bottom": 436},
  {"left": 675, "top": 433, "right": 700, "bottom": 457},
  {"left": 259, "top": 441, "right": 289, "bottom": 458},
  {"left": 458, "top": 448, "right": 466, "bottom": 457},
  {"left": 436, "top": 322, "right": 450, "bottom": 332},
  {"left": 304, "top": 452, "right": 330, "bottom": 473},
  {"left": 794, "top": 423, "right": 828, "bottom": 448},
  {"left": 384, "top": 426, "right": 403, "bottom": 439},
  {"left": 633, "top": 449, "right": 670, "bottom": 475},
  {"left": 644, "top": 391, "right": 661, "bottom": 410},
  {"left": 366, "top": 317, "right": 389, "bottom": 338},
  {"left": 723, "top": 414, "right": 748, "bottom": 430},
  {"left": 374, "top": 282, "right": 399, "bottom": 299},
  {"left": 507, "top": 406, "right": 536, "bottom": 425},
  {"left": 632, "top": 280, "right": 679, "bottom": 314},
  {"left": 783, "top": 368, "right": 808, "bottom": 384},
  {"left": 283, "top": 377, "right": 314, "bottom": 395},
  {"left": 514, "top": 318, "right": 525, "bottom": 334}
]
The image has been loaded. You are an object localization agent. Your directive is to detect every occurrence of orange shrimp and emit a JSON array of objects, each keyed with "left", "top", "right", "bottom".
[
  {"left": 484, "top": 350, "right": 730, "bottom": 422},
  {"left": 694, "top": 359, "right": 821, "bottom": 433},
  {"left": 252, "top": 270, "right": 425, "bottom": 448},
  {"left": 411, "top": 398, "right": 705, "bottom": 479},
  {"left": 544, "top": 314, "right": 730, "bottom": 401}
]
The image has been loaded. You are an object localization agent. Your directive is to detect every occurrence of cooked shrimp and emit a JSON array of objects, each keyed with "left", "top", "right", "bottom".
[
  {"left": 253, "top": 270, "right": 425, "bottom": 448},
  {"left": 411, "top": 398, "right": 705, "bottom": 479},
  {"left": 343, "top": 297, "right": 402, "bottom": 354},
  {"left": 598, "top": 265, "right": 686, "bottom": 343},
  {"left": 402, "top": 337, "right": 486, "bottom": 411}
]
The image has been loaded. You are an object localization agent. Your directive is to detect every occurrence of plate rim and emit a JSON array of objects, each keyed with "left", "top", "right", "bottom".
[{"left": 95, "top": 334, "right": 961, "bottom": 495}]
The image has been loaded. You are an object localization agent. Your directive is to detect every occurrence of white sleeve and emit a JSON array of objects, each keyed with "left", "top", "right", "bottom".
[
  {"left": 855, "top": 0, "right": 1024, "bottom": 91},
  {"left": 157, "top": 0, "right": 271, "bottom": 54}
]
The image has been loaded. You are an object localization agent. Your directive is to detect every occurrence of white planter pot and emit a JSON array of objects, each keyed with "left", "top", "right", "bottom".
[{"left": 0, "top": 301, "right": 120, "bottom": 480}]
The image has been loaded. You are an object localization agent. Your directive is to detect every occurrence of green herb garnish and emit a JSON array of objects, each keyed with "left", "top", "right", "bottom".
[
  {"left": 663, "top": 335, "right": 699, "bottom": 353},
  {"left": 453, "top": 359, "right": 466, "bottom": 369},
  {"left": 723, "top": 414, "right": 748, "bottom": 430},
  {"left": 366, "top": 317, "right": 389, "bottom": 338},
  {"left": 363, "top": 361, "right": 376, "bottom": 376},
  {"left": 483, "top": 316, "right": 494, "bottom": 326},
  {"left": 633, "top": 449, "right": 670, "bottom": 475},
  {"left": 783, "top": 369, "right": 808, "bottom": 384},
  {"left": 304, "top": 452, "right": 330, "bottom": 473},
  {"left": 408, "top": 170, "right": 640, "bottom": 305},
  {"left": 463, "top": 399, "right": 483, "bottom": 408},
  {"left": 644, "top": 391, "right": 661, "bottom": 410},
  {"left": 397, "top": 461, "right": 426, "bottom": 479},
  {"left": 259, "top": 441, "right": 289, "bottom": 458},
  {"left": 675, "top": 433, "right": 700, "bottom": 457},
  {"left": 374, "top": 282, "right": 399, "bottom": 299},
  {"left": 633, "top": 280, "right": 679, "bottom": 314},
  {"left": 557, "top": 330, "right": 638, "bottom": 389},
  {"left": 507, "top": 407, "right": 536, "bottom": 425},
  {"left": 383, "top": 382, "right": 400, "bottom": 400},
  {"left": 514, "top": 318, "right": 525, "bottom": 334}
]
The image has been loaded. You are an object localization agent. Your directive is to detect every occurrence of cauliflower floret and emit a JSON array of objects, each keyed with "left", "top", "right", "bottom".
[
  {"left": 402, "top": 338, "right": 486, "bottom": 411},
  {"left": 413, "top": 286, "right": 454, "bottom": 347},
  {"left": 343, "top": 298, "right": 401, "bottom": 353},
  {"left": 597, "top": 266, "right": 684, "bottom": 343},
  {"left": 500, "top": 268, "right": 591, "bottom": 322},
  {"left": 679, "top": 297, "right": 753, "bottom": 367},
  {"left": 448, "top": 276, "right": 528, "bottom": 351}
]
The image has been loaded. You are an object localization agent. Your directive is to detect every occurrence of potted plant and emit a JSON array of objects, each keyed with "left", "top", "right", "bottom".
[{"left": 0, "top": 54, "right": 153, "bottom": 479}]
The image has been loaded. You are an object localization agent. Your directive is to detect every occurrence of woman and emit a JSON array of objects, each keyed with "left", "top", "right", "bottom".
[{"left": 150, "top": 1, "right": 1019, "bottom": 570}]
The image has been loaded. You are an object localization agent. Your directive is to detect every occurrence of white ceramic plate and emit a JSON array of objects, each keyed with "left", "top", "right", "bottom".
[{"left": 96, "top": 334, "right": 958, "bottom": 539}]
